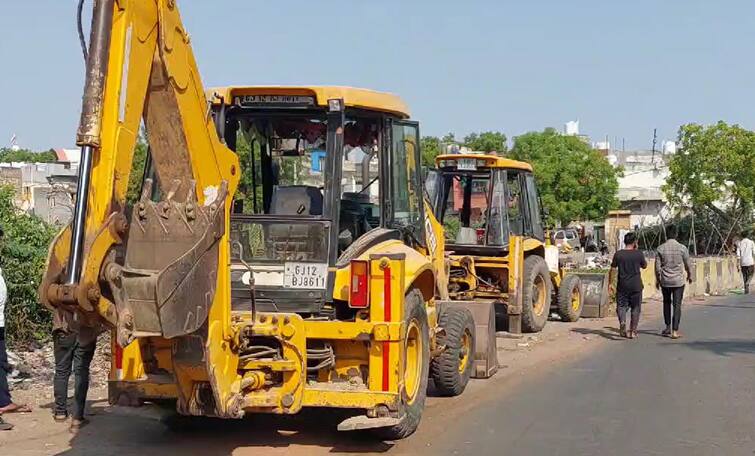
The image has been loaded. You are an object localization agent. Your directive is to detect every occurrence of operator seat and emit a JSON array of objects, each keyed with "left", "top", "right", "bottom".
[
  {"left": 270, "top": 185, "right": 323, "bottom": 216},
  {"left": 267, "top": 186, "right": 324, "bottom": 247}
]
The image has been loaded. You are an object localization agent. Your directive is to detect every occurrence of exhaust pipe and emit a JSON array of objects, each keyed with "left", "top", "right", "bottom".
[{"left": 66, "top": 0, "right": 115, "bottom": 285}]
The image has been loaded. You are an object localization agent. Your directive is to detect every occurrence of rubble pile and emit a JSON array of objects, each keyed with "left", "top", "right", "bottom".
[{"left": 6, "top": 333, "right": 111, "bottom": 390}]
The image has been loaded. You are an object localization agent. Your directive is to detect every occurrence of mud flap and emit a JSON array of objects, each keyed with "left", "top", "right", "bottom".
[{"left": 437, "top": 300, "right": 498, "bottom": 379}]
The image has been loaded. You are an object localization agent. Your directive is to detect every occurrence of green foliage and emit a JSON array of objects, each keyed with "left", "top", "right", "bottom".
[
  {"left": 510, "top": 129, "right": 620, "bottom": 226},
  {"left": 235, "top": 133, "right": 264, "bottom": 213},
  {"left": 421, "top": 131, "right": 508, "bottom": 167},
  {"left": 665, "top": 122, "right": 755, "bottom": 225},
  {"left": 126, "top": 132, "right": 149, "bottom": 205},
  {"left": 0, "top": 147, "right": 57, "bottom": 163},
  {"left": 0, "top": 186, "right": 58, "bottom": 345},
  {"left": 463, "top": 131, "right": 507, "bottom": 153},
  {"left": 421, "top": 136, "right": 442, "bottom": 167}
]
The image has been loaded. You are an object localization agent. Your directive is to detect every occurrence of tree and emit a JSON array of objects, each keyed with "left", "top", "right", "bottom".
[
  {"left": 665, "top": 122, "right": 755, "bottom": 227},
  {"left": 421, "top": 136, "right": 441, "bottom": 167},
  {"left": 463, "top": 131, "right": 507, "bottom": 153},
  {"left": 126, "top": 133, "right": 149, "bottom": 204},
  {"left": 510, "top": 128, "right": 620, "bottom": 226},
  {"left": 0, "top": 186, "right": 58, "bottom": 345},
  {"left": 0, "top": 147, "right": 57, "bottom": 163}
]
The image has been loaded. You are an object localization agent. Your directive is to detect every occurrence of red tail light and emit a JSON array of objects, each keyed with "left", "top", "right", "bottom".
[{"left": 349, "top": 260, "right": 370, "bottom": 308}]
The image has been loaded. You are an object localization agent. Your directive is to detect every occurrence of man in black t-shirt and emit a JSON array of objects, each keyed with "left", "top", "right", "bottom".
[{"left": 609, "top": 232, "right": 647, "bottom": 338}]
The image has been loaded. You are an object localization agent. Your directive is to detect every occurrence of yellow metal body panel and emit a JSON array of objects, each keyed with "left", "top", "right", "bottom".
[
  {"left": 207, "top": 85, "right": 410, "bottom": 118},
  {"left": 332, "top": 239, "right": 435, "bottom": 302},
  {"left": 435, "top": 153, "right": 533, "bottom": 172}
]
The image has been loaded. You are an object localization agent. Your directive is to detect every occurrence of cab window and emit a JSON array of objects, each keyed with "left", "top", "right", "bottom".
[
  {"left": 506, "top": 171, "right": 524, "bottom": 236},
  {"left": 390, "top": 122, "right": 422, "bottom": 233}
]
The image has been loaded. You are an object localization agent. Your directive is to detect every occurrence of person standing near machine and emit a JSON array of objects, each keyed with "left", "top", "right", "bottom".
[
  {"left": 609, "top": 232, "right": 647, "bottom": 339},
  {"left": 51, "top": 307, "right": 99, "bottom": 433}
]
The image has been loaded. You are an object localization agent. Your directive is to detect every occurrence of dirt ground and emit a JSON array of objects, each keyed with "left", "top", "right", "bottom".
[{"left": 0, "top": 295, "right": 706, "bottom": 456}]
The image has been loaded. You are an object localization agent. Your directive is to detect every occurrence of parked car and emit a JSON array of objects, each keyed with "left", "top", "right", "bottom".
[{"left": 553, "top": 228, "right": 581, "bottom": 250}]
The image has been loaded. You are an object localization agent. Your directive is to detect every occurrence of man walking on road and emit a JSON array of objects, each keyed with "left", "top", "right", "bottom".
[
  {"left": 609, "top": 232, "right": 647, "bottom": 339},
  {"left": 655, "top": 225, "right": 693, "bottom": 339},
  {"left": 737, "top": 231, "right": 755, "bottom": 294}
]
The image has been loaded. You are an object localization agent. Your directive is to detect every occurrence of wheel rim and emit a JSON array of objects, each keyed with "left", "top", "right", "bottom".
[
  {"left": 532, "top": 275, "right": 547, "bottom": 316},
  {"left": 458, "top": 329, "right": 472, "bottom": 374},
  {"left": 571, "top": 286, "right": 581, "bottom": 312},
  {"left": 404, "top": 319, "right": 422, "bottom": 405}
]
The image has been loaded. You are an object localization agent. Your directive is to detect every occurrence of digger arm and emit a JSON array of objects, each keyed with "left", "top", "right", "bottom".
[{"left": 40, "top": 0, "right": 238, "bottom": 373}]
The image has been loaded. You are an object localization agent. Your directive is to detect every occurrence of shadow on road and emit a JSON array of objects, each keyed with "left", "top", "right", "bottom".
[
  {"left": 571, "top": 326, "right": 624, "bottom": 341},
  {"left": 57, "top": 407, "right": 394, "bottom": 456},
  {"left": 669, "top": 339, "right": 755, "bottom": 357}
]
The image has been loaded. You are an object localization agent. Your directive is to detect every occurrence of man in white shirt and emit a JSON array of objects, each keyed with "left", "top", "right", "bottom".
[
  {"left": 737, "top": 231, "right": 755, "bottom": 294},
  {"left": 0, "top": 265, "right": 12, "bottom": 430}
]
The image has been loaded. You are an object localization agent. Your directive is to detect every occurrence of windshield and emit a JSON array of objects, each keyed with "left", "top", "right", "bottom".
[
  {"left": 436, "top": 169, "right": 508, "bottom": 247},
  {"left": 231, "top": 115, "right": 379, "bottom": 217}
]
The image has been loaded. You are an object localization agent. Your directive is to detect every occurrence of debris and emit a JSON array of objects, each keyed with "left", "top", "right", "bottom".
[
  {"left": 516, "top": 342, "right": 530, "bottom": 348},
  {"left": 7, "top": 333, "right": 111, "bottom": 390}
]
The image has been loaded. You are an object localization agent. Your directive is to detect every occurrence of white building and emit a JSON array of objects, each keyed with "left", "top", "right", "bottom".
[{"left": 612, "top": 150, "right": 672, "bottom": 229}]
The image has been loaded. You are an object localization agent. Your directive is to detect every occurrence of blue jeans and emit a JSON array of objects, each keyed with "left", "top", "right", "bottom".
[
  {"left": 616, "top": 290, "right": 642, "bottom": 331},
  {"left": 0, "top": 327, "right": 12, "bottom": 408}
]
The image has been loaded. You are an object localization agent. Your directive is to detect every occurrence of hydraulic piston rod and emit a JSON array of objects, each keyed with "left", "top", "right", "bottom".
[{"left": 66, "top": 0, "right": 114, "bottom": 285}]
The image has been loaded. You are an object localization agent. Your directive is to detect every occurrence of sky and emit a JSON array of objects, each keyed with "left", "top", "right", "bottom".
[{"left": 1, "top": 0, "right": 754, "bottom": 152}]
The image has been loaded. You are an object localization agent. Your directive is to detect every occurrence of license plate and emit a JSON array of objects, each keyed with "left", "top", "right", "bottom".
[
  {"left": 457, "top": 158, "right": 477, "bottom": 171},
  {"left": 284, "top": 262, "right": 328, "bottom": 289}
]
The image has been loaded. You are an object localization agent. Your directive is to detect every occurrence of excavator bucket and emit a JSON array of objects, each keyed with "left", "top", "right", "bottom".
[
  {"left": 576, "top": 272, "right": 611, "bottom": 318},
  {"left": 438, "top": 300, "right": 498, "bottom": 379}
]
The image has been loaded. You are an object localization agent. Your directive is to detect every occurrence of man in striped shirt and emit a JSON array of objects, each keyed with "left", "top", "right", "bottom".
[{"left": 655, "top": 225, "right": 693, "bottom": 339}]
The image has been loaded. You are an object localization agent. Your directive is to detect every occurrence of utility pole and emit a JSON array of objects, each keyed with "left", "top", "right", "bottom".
[{"left": 651, "top": 128, "right": 657, "bottom": 164}]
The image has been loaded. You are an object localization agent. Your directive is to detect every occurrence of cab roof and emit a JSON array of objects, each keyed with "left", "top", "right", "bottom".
[
  {"left": 207, "top": 86, "right": 410, "bottom": 118},
  {"left": 435, "top": 153, "right": 533, "bottom": 172}
]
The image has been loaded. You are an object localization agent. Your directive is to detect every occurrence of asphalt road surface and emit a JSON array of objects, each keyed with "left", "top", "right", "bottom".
[
  {"left": 394, "top": 293, "right": 755, "bottom": 456},
  {"left": 3, "top": 293, "right": 753, "bottom": 456}
]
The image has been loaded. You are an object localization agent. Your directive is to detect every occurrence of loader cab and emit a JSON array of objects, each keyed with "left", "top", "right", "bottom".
[
  {"left": 430, "top": 153, "right": 544, "bottom": 256},
  {"left": 207, "top": 87, "right": 425, "bottom": 317}
]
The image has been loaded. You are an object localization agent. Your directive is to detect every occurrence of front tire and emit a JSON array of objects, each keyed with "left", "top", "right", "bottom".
[
  {"left": 431, "top": 307, "right": 475, "bottom": 396},
  {"left": 376, "top": 288, "right": 430, "bottom": 440},
  {"left": 556, "top": 274, "right": 583, "bottom": 322},
  {"left": 521, "top": 255, "right": 552, "bottom": 333}
]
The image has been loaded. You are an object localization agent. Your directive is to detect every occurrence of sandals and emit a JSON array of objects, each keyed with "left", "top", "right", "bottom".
[
  {"left": 0, "top": 403, "right": 31, "bottom": 414},
  {"left": 0, "top": 417, "right": 13, "bottom": 431}
]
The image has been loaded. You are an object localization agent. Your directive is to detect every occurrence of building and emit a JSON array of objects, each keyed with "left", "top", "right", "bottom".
[
  {"left": 0, "top": 161, "right": 78, "bottom": 225},
  {"left": 610, "top": 149, "right": 673, "bottom": 229}
]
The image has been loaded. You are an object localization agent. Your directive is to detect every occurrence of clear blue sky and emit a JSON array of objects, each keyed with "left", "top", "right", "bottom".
[{"left": 1, "top": 0, "right": 753, "bottom": 151}]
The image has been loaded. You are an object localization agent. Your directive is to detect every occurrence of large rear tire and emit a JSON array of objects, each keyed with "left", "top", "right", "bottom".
[
  {"left": 521, "top": 255, "right": 552, "bottom": 333},
  {"left": 375, "top": 288, "right": 430, "bottom": 440},
  {"left": 431, "top": 307, "right": 475, "bottom": 397},
  {"left": 556, "top": 274, "right": 583, "bottom": 322}
]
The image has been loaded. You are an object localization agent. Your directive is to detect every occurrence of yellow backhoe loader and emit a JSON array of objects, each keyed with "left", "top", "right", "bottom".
[
  {"left": 428, "top": 152, "right": 588, "bottom": 334},
  {"left": 39, "top": 0, "right": 479, "bottom": 439}
]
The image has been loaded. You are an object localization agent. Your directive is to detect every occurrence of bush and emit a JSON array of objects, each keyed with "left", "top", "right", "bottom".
[{"left": 0, "top": 186, "right": 58, "bottom": 346}]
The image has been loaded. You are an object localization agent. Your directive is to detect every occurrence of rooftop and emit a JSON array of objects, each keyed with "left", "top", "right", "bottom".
[{"left": 206, "top": 86, "right": 410, "bottom": 118}]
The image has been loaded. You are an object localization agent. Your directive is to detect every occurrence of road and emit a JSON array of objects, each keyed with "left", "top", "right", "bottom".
[
  {"left": 395, "top": 293, "right": 755, "bottom": 456},
  {"left": 2, "top": 293, "right": 753, "bottom": 455}
]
